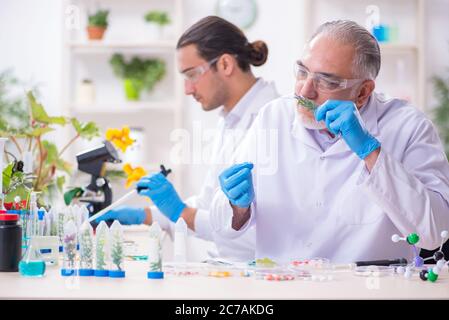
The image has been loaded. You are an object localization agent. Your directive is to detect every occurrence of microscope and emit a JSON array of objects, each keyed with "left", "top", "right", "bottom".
[{"left": 75, "top": 140, "right": 121, "bottom": 217}]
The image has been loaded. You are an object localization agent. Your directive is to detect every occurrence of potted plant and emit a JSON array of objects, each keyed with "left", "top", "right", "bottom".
[
  {"left": 87, "top": 9, "right": 109, "bottom": 40},
  {"left": 109, "top": 54, "right": 166, "bottom": 101},
  {"left": 432, "top": 72, "right": 449, "bottom": 158},
  {"left": 144, "top": 11, "right": 170, "bottom": 39},
  {"left": 0, "top": 70, "right": 100, "bottom": 207}
]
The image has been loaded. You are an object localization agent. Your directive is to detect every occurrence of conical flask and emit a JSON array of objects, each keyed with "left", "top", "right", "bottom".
[{"left": 19, "top": 238, "right": 46, "bottom": 277}]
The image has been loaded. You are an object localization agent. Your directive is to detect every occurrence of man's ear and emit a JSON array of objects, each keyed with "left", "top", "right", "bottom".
[
  {"left": 355, "top": 79, "right": 375, "bottom": 108},
  {"left": 217, "top": 53, "right": 236, "bottom": 77}
]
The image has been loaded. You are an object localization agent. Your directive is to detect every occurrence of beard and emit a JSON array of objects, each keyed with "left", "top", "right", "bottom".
[
  {"left": 198, "top": 80, "right": 229, "bottom": 111},
  {"left": 296, "top": 106, "right": 327, "bottom": 130}
]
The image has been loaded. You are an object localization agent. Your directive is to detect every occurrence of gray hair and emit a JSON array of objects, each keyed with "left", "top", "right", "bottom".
[{"left": 309, "top": 20, "right": 381, "bottom": 80}]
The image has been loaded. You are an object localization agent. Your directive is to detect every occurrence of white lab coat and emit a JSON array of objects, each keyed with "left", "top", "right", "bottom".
[
  {"left": 210, "top": 93, "right": 449, "bottom": 264},
  {"left": 152, "top": 78, "right": 279, "bottom": 261}
]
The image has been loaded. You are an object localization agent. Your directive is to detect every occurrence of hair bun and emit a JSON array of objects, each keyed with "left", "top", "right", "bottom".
[{"left": 249, "top": 40, "right": 268, "bottom": 66}]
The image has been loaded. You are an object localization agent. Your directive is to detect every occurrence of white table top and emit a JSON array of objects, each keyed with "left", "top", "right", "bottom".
[
  {"left": 2, "top": 226, "right": 448, "bottom": 300},
  {"left": 1, "top": 260, "right": 449, "bottom": 299}
]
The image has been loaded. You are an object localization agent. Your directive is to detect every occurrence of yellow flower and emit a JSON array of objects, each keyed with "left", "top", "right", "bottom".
[
  {"left": 105, "top": 126, "right": 134, "bottom": 152},
  {"left": 123, "top": 163, "right": 147, "bottom": 188}
]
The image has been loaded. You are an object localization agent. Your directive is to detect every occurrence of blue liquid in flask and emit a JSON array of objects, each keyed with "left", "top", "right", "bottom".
[
  {"left": 19, "top": 260, "right": 46, "bottom": 277},
  {"left": 19, "top": 240, "right": 46, "bottom": 277}
]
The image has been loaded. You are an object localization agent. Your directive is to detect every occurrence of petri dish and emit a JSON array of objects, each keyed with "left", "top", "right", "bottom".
[{"left": 353, "top": 265, "right": 395, "bottom": 277}]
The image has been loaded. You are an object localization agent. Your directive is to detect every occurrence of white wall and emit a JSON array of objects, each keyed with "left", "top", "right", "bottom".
[
  {"left": 425, "top": 0, "right": 449, "bottom": 108},
  {"left": 0, "top": 0, "right": 63, "bottom": 115}
]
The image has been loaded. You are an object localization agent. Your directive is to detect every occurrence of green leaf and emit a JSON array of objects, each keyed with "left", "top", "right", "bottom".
[
  {"left": 64, "top": 187, "right": 84, "bottom": 205},
  {"left": 42, "top": 140, "right": 58, "bottom": 163},
  {"left": 88, "top": 10, "right": 109, "bottom": 28},
  {"left": 56, "top": 176, "right": 66, "bottom": 193},
  {"left": 27, "top": 91, "right": 67, "bottom": 125},
  {"left": 144, "top": 11, "right": 170, "bottom": 26},
  {"left": 4, "top": 184, "right": 30, "bottom": 204},
  {"left": 431, "top": 74, "right": 449, "bottom": 159},
  {"left": 56, "top": 159, "right": 72, "bottom": 175},
  {"left": 29, "top": 127, "right": 54, "bottom": 137},
  {"left": 70, "top": 118, "right": 100, "bottom": 140},
  {"left": 105, "top": 169, "right": 127, "bottom": 181},
  {"left": 2, "top": 162, "right": 14, "bottom": 191},
  {"left": 42, "top": 140, "right": 72, "bottom": 174},
  {"left": 109, "top": 54, "right": 166, "bottom": 94}
]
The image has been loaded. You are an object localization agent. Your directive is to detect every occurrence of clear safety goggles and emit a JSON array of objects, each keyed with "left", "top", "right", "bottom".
[
  {"left": 181, "top": 56, "right": 220, "bottom": 84},
  {"left": 294, "top": 61, "right": 364, "bottom": 93}
]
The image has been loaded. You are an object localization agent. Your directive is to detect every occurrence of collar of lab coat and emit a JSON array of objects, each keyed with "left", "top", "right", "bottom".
[
  {"left": 219, "top": 78, "right": 278, "bottom": 130},
  {"left": 291, "top": 93, "right": 380, "bottom": 156}
]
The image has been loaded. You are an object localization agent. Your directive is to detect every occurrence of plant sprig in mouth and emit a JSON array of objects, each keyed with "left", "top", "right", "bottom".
[{"left": 295, "top": 94, "right": 318, "bottom": 111}]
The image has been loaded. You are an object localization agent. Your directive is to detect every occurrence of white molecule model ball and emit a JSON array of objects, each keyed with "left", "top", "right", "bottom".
[
  {"left": 441, "top": 230, "right": 448, "bottom": 239},
  {"left": 396, "top": 266, "right": 405, "bottom": 274},
  {"left": 404, "top": 266, "right": 413, "bottom": 279},
  {"left": 391, "top": 234, "right": 401, "bottom": 243},
  {"left": 432, "top": 267, "right": 440, "bottom": 275},
  {"left": 436, "top": 260, "right": 446, "bottom": 269}
]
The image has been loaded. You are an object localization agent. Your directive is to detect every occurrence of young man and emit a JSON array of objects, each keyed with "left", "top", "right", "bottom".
[{"left": 98, "top": 16, "right": 279, "bottom": 261}]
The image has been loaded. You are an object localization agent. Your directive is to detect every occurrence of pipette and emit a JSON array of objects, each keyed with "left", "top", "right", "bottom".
[{"left": 87, "top": 165, "right": 172, "bottom": 223}]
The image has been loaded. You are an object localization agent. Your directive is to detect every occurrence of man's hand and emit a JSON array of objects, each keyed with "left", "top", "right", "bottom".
[
  {"left": 315, "top": 100, "right": 381, "bottom": 159},
  {"left": 95, "top": 206, "right": 146, "bottom": 225},
  {"left": 219, "top": 162, "right": 254, "bottom": 208},
  {"left": 137, "top": 173, "right": 186, "bottom": 222}
]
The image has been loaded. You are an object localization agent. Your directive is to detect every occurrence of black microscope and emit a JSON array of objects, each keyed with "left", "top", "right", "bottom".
[{"left": 75, "top": 140, "right": 121, "bottom": 218}]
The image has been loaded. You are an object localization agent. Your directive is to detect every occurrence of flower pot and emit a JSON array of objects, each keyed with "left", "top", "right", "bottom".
[
  {"left": 4, "top": 200, "right": 27, "bottom": 211},
  {"left": 123, "top": 79, "right": 143, "bottom": 101},
  {"left": 87, "top": 26, "right": 106, "bottom": 40}
]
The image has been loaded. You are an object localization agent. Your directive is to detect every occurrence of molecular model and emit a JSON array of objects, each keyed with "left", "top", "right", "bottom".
[{"left": 392, "top": 231, "right": 448, "bottom": 282}]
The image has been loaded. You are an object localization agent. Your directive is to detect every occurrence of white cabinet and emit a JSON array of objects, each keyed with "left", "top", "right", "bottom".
[
  {"left": 303, "top": 0, "right": 426, "bottom": 110},
  {"left": 61, "top": 0, "right": 184, "bottom": 202}
]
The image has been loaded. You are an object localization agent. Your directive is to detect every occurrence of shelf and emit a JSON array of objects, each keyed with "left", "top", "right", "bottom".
[
  {"left": 68, "top": 40, "right": 177, "bottom": 54},
  {"left": 70, "top": 100, "right": 177, "bottom": 114},
  {"left": 379, "top": 43, "right": 419, "bottom": 53}
]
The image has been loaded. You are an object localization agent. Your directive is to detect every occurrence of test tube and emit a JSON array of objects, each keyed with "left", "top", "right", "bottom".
[
  {"left": 56, "top": 207, "right": 65, "bottom": 251},
  {"left": 109, "top": 220, "right": 125, "bottom": 278},
  {"left": 61, "top": 220, "right": 78, "bottom": 276},
  {"left": 78, "top": 221, "right": 94, "bottom": 276},
  {"left": 174, "top": 218, "right": 187, "bottom": 264},
  {"left": 37, "top": 209, "right": 46, "bottom": 236},
  {"left": 94, "top": 221, "right": 110, "bottom": 277},
  {"left": 147, "top": 222, "right": 163, "bottom": 279},
  {"left": 29, "top": 192, "right": 38, "bottom": 236}
]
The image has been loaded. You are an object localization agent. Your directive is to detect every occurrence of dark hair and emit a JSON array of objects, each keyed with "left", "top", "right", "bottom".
[{"left": 177, "top": 16, "right": 268, "bottom": 72}]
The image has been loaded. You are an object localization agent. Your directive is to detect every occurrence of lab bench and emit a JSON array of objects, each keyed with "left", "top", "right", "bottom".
[
  {"left": 1, "top": 226, "right": 448, "bottom": 299},
  {"left": 1, "top": 260, "right": 449, "bottom": 299}
]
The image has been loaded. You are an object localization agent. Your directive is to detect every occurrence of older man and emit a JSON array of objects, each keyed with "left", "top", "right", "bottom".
[{"left": 211, "top": 20, "right": 449, "bottom": 264}]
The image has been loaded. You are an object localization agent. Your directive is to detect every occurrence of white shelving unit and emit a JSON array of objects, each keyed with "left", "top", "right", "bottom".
[
  {"left": 61, "top": 0, "right": 184, "bottom": 203},
  {"left": 303, "top": 0, "right": 426, "bottom": 110}
]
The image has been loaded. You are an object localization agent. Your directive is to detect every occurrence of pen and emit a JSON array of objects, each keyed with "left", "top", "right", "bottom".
[{"left": 355, "top": 258, "right": 408, "bottom": 267}]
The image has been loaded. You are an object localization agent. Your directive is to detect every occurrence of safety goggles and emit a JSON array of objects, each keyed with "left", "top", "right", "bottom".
[
  {"left": 294, "top": 61, "right": 364, "bottom": 93},
  {"left": 181, "top": 56, "right": 220, "bottom": 83}
]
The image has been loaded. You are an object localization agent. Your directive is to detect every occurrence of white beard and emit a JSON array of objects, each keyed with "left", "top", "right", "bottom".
[{"left": 297, "top": 110, "right": 327, "bottom": 130}]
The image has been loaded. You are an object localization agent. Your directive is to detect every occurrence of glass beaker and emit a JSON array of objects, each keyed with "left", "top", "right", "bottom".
[{"left": 19, "top": 238, "right": 46, "bottom": 277}]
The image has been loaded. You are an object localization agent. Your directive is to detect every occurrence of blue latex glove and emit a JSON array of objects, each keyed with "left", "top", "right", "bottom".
[
  {"left": 95, "top": 206, "right": 146, "bottom": 225},
  {"left": 219, "top": 162, "right": 254, "bottom": 208},
  {"left": 137, "top": 173, "right": 186, "bottom": 222},
  {"left": 315, "top": 100, "right": 381, "bottom": 159}
]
